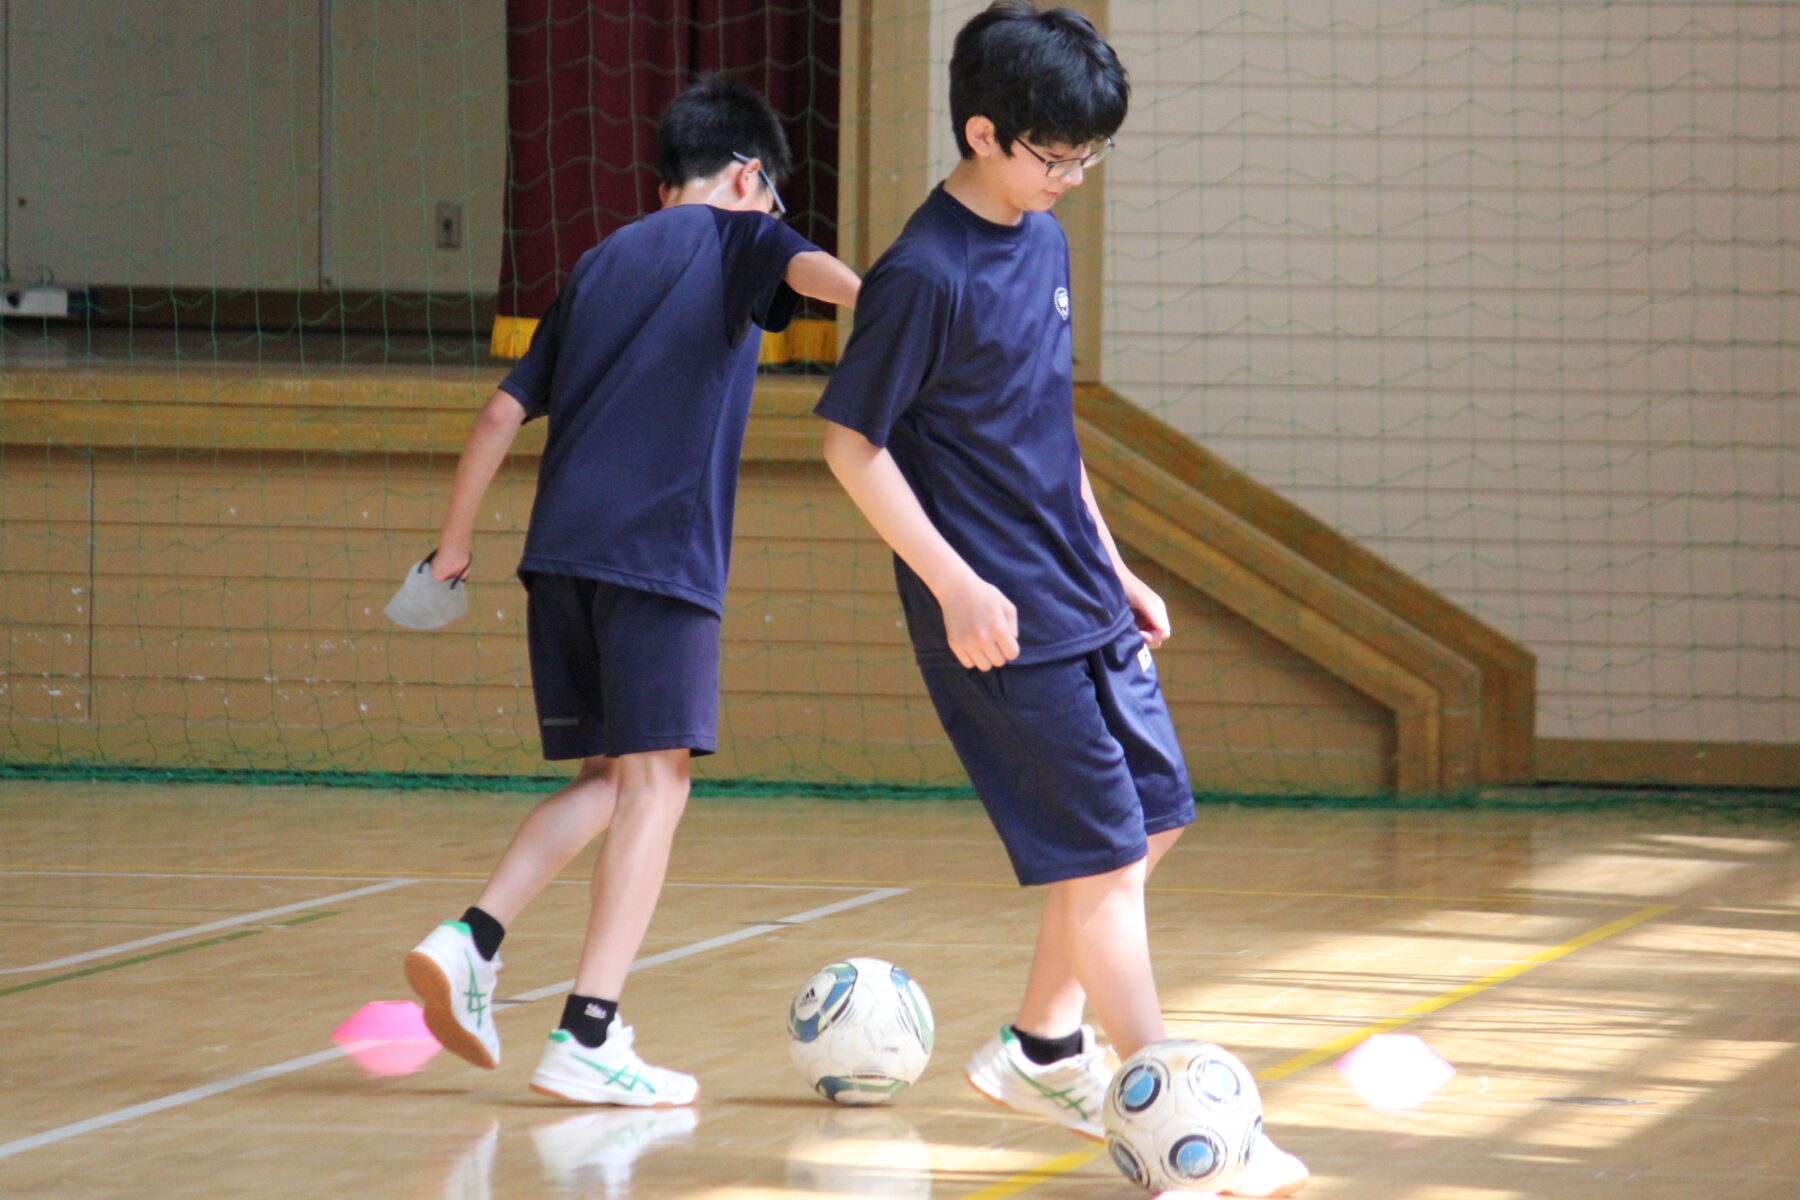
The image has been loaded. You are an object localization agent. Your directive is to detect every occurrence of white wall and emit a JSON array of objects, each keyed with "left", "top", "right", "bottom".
[
  {"left": 325, "top": 0, "right": 506, "bottom": 291},
  {"left": 1, "top": 0, "right": 506, "bottom": 294},
  {"left": 1104, "top": 1, "right": 1798, "bottom": 745},
  {"left": 6, "top": 1, "right": 323, "bottom": 290}
]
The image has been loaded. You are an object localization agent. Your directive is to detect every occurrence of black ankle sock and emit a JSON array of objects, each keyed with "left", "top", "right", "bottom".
[
  {"left": 460, "top": 906, "right": 505, "bottom": 962},
  {"left": 560, "top": 994, "right": 619, "bottom": 1049},
  {"left": 1012, "top": 1024, "right": 1084, "bottom": 1066}
]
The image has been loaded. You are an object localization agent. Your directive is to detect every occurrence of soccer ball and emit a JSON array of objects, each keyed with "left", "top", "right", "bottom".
[
  {"left": 787, "top": 957, "right": 934, "bottom": 1105},
  {"left": 1103, "top": 1040, "right": 1262, "bottom": 1194}
]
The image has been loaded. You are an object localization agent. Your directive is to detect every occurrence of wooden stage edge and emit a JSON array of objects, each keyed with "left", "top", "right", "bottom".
[{"left": 1537, "top": 738, "right": 1800, "bottom": 792}]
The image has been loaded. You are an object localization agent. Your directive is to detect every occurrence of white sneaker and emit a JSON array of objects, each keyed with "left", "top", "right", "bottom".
[
  {"left": 965, "top": 1024, "right": 1112, "bottom": 1140},
  {"left": 530, "top": 1024, "right": 700, "bottom": 1107},
  {"left": 531, "top": 1107, "right": 698, "bottom": 1196},
  {"left": 405, "top": 920, "right": 502, "bottom": 1069},
  {"left": 1221, "top": 1132, "right": 1309, "bottom": 1198}
]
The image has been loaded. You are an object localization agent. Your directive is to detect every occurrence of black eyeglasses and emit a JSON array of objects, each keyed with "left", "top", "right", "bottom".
[
  {"left": 1016, "top": 136, "right": 1114, "bottom": 180},
  {"left": 731, "top": 151, "right": 787, "bottom": 219}
]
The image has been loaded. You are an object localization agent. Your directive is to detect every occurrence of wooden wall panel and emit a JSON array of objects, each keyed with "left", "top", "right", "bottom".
[
  {"left": 0, "top": 449, "right": 94, "bottom": 745},
  {"left": 1126, "top": 552, "right": 1393, "bottom": 793},
  {"left": 3, "top": 447, "right": 1400, "bottom": 793}
]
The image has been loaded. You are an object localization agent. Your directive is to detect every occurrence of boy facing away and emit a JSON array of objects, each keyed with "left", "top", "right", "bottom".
[
  {"left": 815, "top": 4, "right": 1308, "bottom": 1194},
  {"left": 402, "top": 77, "right": 858, "bottom": 1105}
]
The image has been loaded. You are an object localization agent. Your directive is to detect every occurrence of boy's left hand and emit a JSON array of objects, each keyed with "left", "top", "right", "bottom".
[{"left": 1122, "top": 573, "right": 1171, "bottom": 648}]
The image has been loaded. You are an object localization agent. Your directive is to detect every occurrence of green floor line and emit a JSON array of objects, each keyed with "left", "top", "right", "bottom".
[
  {"left": 275, "top": 911, "right": 337, "bottom": 928},
  {"left": 0, "top": 760, "right": 979, "bottom": 801},
  {"left": 2, "top": 759, "right": 1793, "bottom": 811},
  {"left": 0, "top": 911, "right": 340, "bottom": 999}
]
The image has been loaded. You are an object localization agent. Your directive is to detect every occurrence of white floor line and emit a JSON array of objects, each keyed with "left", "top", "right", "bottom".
[
  {"left": 0, "top": 880, "right": 419, "bottom": 975},
  {"left": 0, "top": 1049, "right": 353, "bottom": 1161},
  {"left": 0, "top": 869, "right": 866, "bottom": 891},
  {"left": 504, "top": 886, "right": 912, "bottom": 1003},
  {"left": 0, "top": 885, "right": 910, "bottom": 1161}
]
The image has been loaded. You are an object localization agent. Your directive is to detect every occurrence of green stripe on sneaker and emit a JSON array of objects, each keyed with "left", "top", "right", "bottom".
[
  {"left": 569, "top": 1052, "right": 657, "bottom": 1093},
  {"left": 1002, "top": 1029, "right": 1098, "bottom": 1119}
]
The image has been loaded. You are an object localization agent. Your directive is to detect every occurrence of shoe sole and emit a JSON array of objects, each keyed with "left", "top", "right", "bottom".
[
  {"left": 529, "top": 1080, "right": 697, "bottom": 1108},
  {"left": 964, "top": 1067, "right": 1103, "bottom": 1142},
  {"left": 404, "top": 949, "right": 498, "bottom": 1070}
]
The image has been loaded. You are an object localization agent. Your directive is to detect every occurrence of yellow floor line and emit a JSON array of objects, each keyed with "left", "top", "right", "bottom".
[{"left": 955, "top": 902, "right": 1675, "bottom": 1200}]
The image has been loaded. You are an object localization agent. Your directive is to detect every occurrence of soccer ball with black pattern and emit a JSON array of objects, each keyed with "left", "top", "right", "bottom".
[
  {"left": 1103, "top": 1040, "right": 1262, "bottom": 1194},
  {"left": 787, "top": 957, "right": 935, "bottom": 1105}
]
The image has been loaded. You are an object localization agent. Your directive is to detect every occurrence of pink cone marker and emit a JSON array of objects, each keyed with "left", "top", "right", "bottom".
[{"left": 332, "top": 1000, "right": 442, "bottom": 1077}]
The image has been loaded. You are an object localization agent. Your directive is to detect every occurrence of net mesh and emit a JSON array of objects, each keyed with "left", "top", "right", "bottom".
[{"left": 0, "top": 1, "right": 1793, "bottom": 799}]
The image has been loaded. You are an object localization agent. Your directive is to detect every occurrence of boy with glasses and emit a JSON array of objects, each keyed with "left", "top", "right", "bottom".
[
  {"left": 402, "top": 76, "right": 858, "bottom": 1105},
  {"left": 815, "top": 4, "right": 1308, "bottom": 1193}
]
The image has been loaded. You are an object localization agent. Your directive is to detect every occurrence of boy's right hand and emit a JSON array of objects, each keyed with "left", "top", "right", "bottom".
[
  {"left": 938, "top": 574, "right": 1019, "bottom": 672},
  {"left": 430, "top": 545, "right": 471, "bottom": 582}
]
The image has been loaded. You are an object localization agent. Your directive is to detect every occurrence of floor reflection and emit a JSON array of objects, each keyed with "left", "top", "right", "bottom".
[
  {"left": 785, "top": 1107, "right": 934, "bottom": 1198},
  {"left": 438, "top": 1117, "right": 498, "bottom": 1200},
  {"left": 531, "top": 1107, "right": 700, "bottom": 1198}
]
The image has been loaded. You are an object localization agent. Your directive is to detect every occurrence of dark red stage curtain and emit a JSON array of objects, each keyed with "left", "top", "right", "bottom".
[{"left": 499, "top": 0, "right": 840, "bottom": 322}]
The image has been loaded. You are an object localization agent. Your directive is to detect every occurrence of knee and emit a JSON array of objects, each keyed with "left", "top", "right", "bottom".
[
  {"left": 1051, "top": 858, "right": 1148, "bottom": 907},
  {"left": 544, "top": 757, "right": 618, "bottom": 821},
  {"left": 576, "top": 755, "right": 615, "bottom": 785},
  {"left": 622, "top": 774, "right": 690, "bottom": 823},
  {"left": 614, "top": 752, "right": 691, "bottom": 823}
]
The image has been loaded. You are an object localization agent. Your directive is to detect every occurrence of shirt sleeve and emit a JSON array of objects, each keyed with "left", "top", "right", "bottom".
[
  {"left": 714, "top": 209, "right": 819, "bottom": 342},
  {"left": 496, "top": 291, "right": 563, "bottom": 423},
  {"left": 812, "top": 256, "right": 953, "bottom": 449}
]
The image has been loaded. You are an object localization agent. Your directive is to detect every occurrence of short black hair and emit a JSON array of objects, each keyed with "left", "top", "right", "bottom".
[
  {"left": 656, "top": 76, "right": 792, "bottom": 189},
  {"left": 949, "top": 1, "right": 1128, "bottom": 159}
]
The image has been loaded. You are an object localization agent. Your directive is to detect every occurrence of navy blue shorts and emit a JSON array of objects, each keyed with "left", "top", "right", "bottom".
[
  {"left": 919, "top": 623, "right": 1195, "bottom": 886},
  {"left": 523, "top": 573, "right": 720, "bottom": 761}
]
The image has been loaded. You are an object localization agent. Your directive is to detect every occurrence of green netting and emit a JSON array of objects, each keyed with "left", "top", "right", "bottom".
[
  {"left": 1, "top": 2, "right": 1794, "bottom": 797},
  {"left": 5, "top": 759, "right": 1799, "bottom": 818}
]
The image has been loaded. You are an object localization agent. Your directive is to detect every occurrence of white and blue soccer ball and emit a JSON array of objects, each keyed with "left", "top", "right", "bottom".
[
  {"left": 787, "top": 957, "right": 934, "bottom": 1105},
  {"left": 1103, "top": 1040, "right": 1263, "bottom": 1194}
]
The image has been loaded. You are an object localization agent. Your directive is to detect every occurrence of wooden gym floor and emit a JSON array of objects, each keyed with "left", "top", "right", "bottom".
[{"left": 2, "top": 780, "right": 1797, "bottom": 1199}]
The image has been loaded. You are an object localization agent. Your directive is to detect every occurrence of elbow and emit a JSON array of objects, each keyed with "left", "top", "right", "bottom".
[{"left": 478, "top": 392, "right": 526, "bottom": 433}]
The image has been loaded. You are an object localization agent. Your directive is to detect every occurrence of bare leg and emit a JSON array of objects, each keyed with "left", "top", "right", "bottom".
[
  {"left": 1042, "top": 857, "right": 1165, "bottom": 1059},
  {"left": 1015, "top": 826, "right": 1186, "bottom": 1043},
  {"left": 572, "top": 748, "right": 692, "bottom": 1000},
  {"left": 473, "top": 756, "right": 618, "bottom": 927}
]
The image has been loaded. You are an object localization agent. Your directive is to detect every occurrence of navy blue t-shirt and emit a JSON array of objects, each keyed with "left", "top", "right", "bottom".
[
  {"left": 814, "top": 186, "right": 1131, "bottom": 666},
  {"left": 499, "top": 205, "right": 816, "bottom": 614}
]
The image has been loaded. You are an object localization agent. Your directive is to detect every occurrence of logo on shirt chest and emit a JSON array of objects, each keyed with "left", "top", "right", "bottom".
[{"left": 1053, "top": 286, "right": 1070, "bottom": 321}]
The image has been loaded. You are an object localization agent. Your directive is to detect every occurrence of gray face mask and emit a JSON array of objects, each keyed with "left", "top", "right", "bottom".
[{"left": 384, "top": 553, "right": 470, "bottom": 631}]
